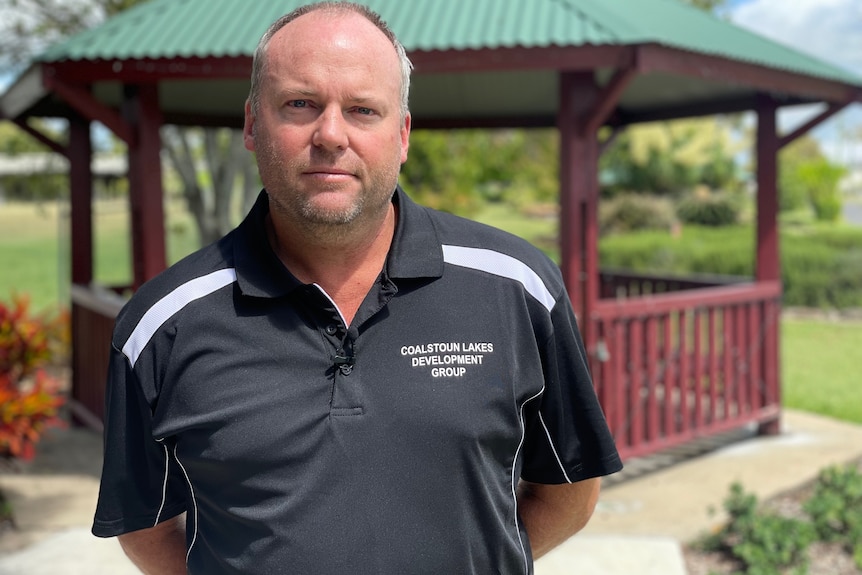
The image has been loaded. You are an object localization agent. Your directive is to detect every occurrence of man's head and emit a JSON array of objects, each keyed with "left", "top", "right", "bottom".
[
  {"left": 242, "top": 2, "right": 412, "bottom": 233},
  {"left": 248, "top": 2, "right": 413, "bottom": 124}
]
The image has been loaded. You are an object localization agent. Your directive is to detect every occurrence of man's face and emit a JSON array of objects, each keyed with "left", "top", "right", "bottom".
[{"left": 243, "top": 11, "right": 410, "bottom": 230}]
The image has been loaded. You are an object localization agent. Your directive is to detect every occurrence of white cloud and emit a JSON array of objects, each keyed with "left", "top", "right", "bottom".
[
  {"left": 730, "top": 0, "right": 862, "bottom": 76},
  {"left": 728, "top": 0, "right": 862, "bottom": 165}
]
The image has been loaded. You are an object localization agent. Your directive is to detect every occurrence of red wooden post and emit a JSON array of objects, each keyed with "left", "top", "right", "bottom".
[
  {"left": 558, "top": 72, "right": 600, "bottom": 324},
  {"left": 708, "top": 308, "right": 719, "bottom": 424},
  {"left": 645, "top": 315, "right": 659, "bottom": 442},
  {"left": 756, "top": 95, "right": 780, "bottom": 282},
  {"left": 678, "top": 310, "right": 689, "bottom": 434},
  {"left": 755, "top": 94, "right": 782, "bottom": 435},
  {"left": 662, "top": 315, "right": 674, "bottom": 436},
  {"left": 693, "top": 311, "right": 704, "bottom": 428},
  {"left": 629, "top": 319, "right": 643, "bottom": 448},
  {"left": 69, "top": 113, "right": 94, "bottom": 429},
  {"left": 749, "top": 303, "right": 762, "bottom": 412},
  {"left": 722, "top": 307, "right": 733, "bottom": 420},
  {"left": 613, "top": 320, "right": 627, "bottom": 443},
  {"left": 123, "top": 84, "right": 167, "bottom": 288},
  {"left": 69, "top": 113, "right": 93, "bottom": 286}
]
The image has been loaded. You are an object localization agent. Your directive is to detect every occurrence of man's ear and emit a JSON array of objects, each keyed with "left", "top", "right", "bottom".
[
  {"left": 243, "top": 99, "right": 256, "bottom": 152},
  {"left": 400, "top": 112, "right": 411, "bottom": 164}
]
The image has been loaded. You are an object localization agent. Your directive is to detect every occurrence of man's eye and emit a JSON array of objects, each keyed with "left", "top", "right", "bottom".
[
  {"left": 288, "top": 100, "right": 308, "bottom": 108},
  {"left": 355, "top": 107, "right": 373, "bottom": 115}
]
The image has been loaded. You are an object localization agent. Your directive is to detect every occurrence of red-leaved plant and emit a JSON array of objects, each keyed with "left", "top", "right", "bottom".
[{"left": 0, "top": 296, "right": 67, "bottom": 461}]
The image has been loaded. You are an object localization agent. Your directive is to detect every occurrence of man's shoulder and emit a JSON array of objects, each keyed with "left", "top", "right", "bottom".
[
  {"left": 112, "top": 234, "right": 238, "bottom": 342},
  {"left": 425, "top": 207, "right": 562, "bottom": 283}
]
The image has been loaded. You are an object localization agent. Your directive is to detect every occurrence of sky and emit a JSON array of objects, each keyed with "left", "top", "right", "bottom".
[{"left": 724, "top": 0, "right": 862, "bottom": 166}]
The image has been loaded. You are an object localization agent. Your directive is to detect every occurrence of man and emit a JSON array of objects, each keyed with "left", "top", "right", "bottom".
[{"left": 92, "top": 2, "right": 622, "bottom": 574}]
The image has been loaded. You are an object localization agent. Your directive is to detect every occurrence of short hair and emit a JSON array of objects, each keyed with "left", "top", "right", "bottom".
[{"left": 247, "top": 2, "right": 413, "bottom": 122}]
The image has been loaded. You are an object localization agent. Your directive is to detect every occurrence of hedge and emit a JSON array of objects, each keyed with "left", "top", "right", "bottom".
[{"left": 599, "top": 224, "right": 862, "bottom": 309}]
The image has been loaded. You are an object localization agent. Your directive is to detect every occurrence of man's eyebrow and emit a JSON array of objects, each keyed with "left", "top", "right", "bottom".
[{"left": 277, "top": 88, "right": 317, "bottom": 98}]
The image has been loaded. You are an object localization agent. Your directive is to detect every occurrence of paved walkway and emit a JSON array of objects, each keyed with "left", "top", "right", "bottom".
[{"left": 1, "top": 409, "right": 861, "bottom": 574}]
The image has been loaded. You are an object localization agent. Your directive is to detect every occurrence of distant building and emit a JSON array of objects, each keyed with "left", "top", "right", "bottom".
[{"left": 0, "top": 153, "right": 127, "bottom": 201}]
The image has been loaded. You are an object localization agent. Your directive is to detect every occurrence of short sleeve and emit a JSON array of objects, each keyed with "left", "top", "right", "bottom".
[
  {"left": 520, "top": 293, "right": 622, "bottom": 484},
  {"left": 92, "top": 343, "right": 187, "bottom": 537}
]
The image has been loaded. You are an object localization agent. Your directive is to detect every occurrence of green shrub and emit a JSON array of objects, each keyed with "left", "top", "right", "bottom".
[
  {"left": 697, "top": 466, "right": 862, "bottom": 573},
  {"left": 676, "top": 190, "right": 741, "bottom": 227},
  {"left": 803, "top": 465, "right": 862, "bottom": 568},
  {"left": 700, "top": 482, "right": 816, "bottom": 575},
  {"left": 599, "top": 193, "right": 678, "bottom": 236},
  {"left": 599, "top": 224, "right": 862, "bottom": 309}
]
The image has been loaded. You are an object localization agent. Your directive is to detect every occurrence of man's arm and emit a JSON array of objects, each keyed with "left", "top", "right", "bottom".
[
  {"left": 117, "top": 513, "right": 188, "bottom": 574},
  {"left": 516, "top": 477, "right": 602, "bottom": 559}
]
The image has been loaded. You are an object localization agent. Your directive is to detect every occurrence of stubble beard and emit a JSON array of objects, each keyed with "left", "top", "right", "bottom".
[{"left": 257, "top": 141, "right": 400, "bottom": 239}]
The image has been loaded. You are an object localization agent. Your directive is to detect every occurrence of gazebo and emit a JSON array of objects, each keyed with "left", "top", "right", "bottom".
[{"left": 1, "top": 0, "right": 860, "bottom": 460}]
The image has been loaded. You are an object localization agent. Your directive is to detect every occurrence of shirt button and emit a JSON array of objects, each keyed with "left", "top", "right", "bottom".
[{"left": 325, "top": 324, "right": 338, "bottom": 335}]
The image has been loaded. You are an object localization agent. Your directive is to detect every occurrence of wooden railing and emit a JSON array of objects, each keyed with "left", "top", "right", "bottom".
[
  {"left": 599, "top": 268, "right": 746, "bottom": 299},
  {"left": 588, "top": 280, "right": 782, "bottom": 460},
  {"left": 70, "top": 283, "right": 125, "bottom": 431}
]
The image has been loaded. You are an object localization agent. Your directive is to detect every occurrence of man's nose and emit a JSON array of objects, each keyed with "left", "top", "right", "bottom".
[{"left": 312, "top": 106, "right": 349, "bottom": 151}]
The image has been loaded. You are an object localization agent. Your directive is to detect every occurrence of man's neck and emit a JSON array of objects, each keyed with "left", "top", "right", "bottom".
[{"left": 266, "top": 204, "right": 396, "bottom": 325}]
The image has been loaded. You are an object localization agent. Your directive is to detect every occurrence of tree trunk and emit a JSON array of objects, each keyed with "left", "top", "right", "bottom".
[{"left": 162, "top": 126, "right": 256, "bottom": 247}]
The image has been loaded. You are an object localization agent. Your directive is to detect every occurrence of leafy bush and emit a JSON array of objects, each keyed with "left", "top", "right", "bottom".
[
  {"left": 599, "top": 224, "right": 862, "bottom": 309},
  {"left": 803, "top": 465, "right": 862, "bottom": 568},
  {"left": 701, "top": 482, "right": 816, "bottom": 575},
  {"left": 599, "top": 193, "right": 678, "bottom": 236},
  {"left": 698, "top": 465, "right": 862, "bottom": 574},
  {"left": 0, "top": 296, "right": 66, "bottom": 460},
  {"left": 676, "top": 190, "right": 741, "bottom": 227},
  {"left": 797, "top": 159, "right": 845, "bottom": 222}
]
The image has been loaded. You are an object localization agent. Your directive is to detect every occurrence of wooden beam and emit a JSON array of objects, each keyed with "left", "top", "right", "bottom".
[
  {"left": 756, "top": 94, "right": 780, "bottom": 283},
  {"left": 69, "top": 114, "right": 94, "bottom": 286},
  {"left": 639, "top": 43, "right": 857, "bottom": 104},
  {"left": 9, "top": 118, "right": 68, "bottom": 157},
  {"left": 410, "top": 45, "right": 632, "bottom": 75},
  {"left": 778, "top": 101, "right": 850, "bottom": 149},
  {"left": 122, "top": 84, "right": 167, "bottom": 286},
  {"left": 43, "top": 75, "right": 134, "bottom": 145},
  {"left": 558, "top": 71, "right": 601, "bottom": 339},
  {"left": 44, "top": 56, "right": 251, "bottom": 84},
  {"left": 584, "top": 52, "right": 639, "bottom": 134},
  {"left": 411, "top": 115, "right": 556, "bottom": 130},
  {"left": 599, "top": 126, "right": 625, "bottom": 157}
]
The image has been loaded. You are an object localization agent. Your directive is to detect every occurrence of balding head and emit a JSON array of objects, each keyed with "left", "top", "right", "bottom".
[{"left": 248, "top": 2, "right": 412, "bottom": 123}]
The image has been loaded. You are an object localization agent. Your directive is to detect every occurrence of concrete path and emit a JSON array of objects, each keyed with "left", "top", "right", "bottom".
[{"left": 1, "top": 409, "right": 860, "bottom": 575}]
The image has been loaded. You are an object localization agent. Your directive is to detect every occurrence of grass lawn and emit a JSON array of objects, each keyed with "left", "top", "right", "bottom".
[
  {"left": 0, "top": 199, "right": 197, "bottom": 312},
  {"left": 782, "top": 318, "right": 862, "bottom": 424},
  {"left": 1, "top": 199, "right": 860, "bottom": 426}
]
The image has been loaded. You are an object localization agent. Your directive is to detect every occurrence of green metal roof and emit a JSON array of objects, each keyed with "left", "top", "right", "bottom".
[{"left": 40, "top": 0, "right": 862, "bottom": 87}]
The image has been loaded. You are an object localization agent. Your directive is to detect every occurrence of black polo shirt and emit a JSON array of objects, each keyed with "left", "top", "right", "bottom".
[{"left": 92, "top": 187, "right": 622, "bottom": 575}]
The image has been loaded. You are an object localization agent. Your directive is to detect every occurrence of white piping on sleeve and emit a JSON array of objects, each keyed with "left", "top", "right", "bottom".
[
  {"left": 537, "top": 413, "right": 573, "bottom": 484},
  {"left": 511, "top": 386, "right": 546, "bottom": 575},
  {"left": 172, "top": 445, "right": 198, "bottom": 565},
  {"left": 153, "top": 441, "right": 170, "bottom": 526}
]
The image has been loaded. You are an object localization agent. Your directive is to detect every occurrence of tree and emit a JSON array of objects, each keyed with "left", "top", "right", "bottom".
[
  {"left": 401, "top": 128, "right": 558, "bottom": 216},
  {"left": 779, "top": 135, "right": 846, "bottom": 221},
  {"left": 0, "top": 0, "right": 257, "bottom": 246},
  {"left": 0, "top": 120, "right": 68, "bottom": 202},
  {"left": 600, "top": 118, "right": 744, "bottom": 198},
  {"left": 680, "top": 0, "right": 727, "bottom": 14},
  {"left": 0, "top": 0, "right": 140, "bottom": 67},
  {"left": 683, "top": 0, "right": 726, "bottom": 12}
]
